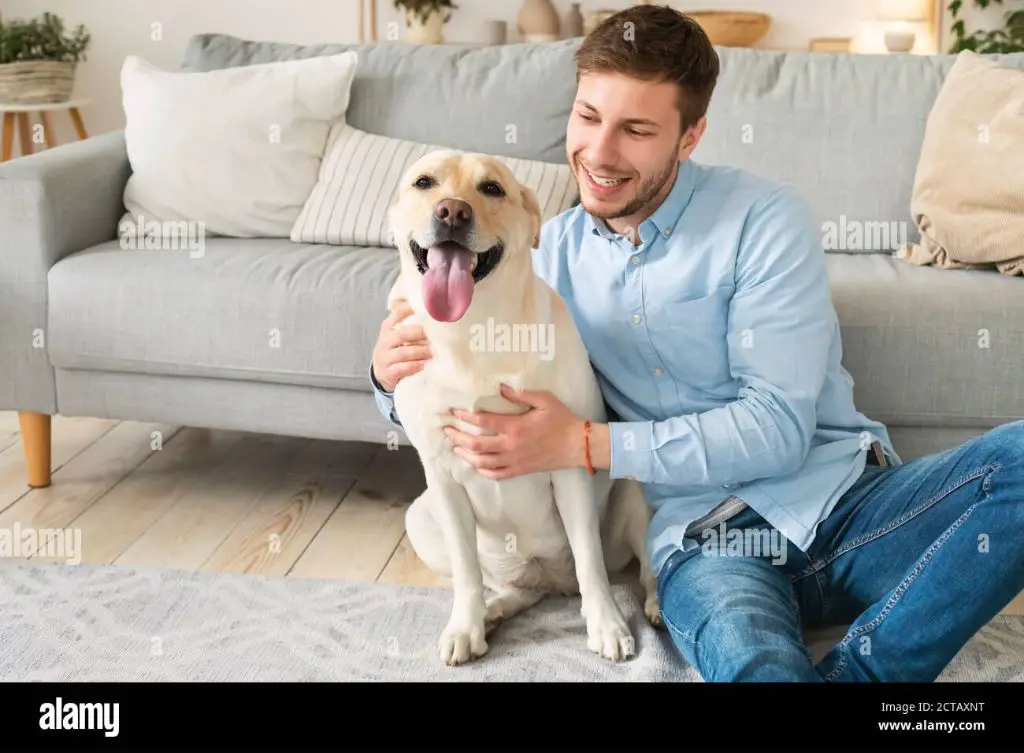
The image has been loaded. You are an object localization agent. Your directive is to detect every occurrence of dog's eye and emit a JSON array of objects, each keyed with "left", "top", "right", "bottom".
[
  {"left": 414, "top": 176, "right": 434, "bottom": 189},
  {"left": 479, "top": 181, "right": 505, "bottom": 197}
]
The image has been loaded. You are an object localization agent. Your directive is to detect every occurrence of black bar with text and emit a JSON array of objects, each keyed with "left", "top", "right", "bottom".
[{"left": 3, "top": 681, "right": 1022, "bottom": 752}]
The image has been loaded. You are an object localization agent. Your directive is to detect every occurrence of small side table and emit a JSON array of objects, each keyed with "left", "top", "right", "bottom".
[{"left": 0, "top": 98, "right": 91, "bottom": 162}]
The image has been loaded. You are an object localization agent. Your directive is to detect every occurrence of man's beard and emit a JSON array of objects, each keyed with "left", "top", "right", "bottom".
[{"left": 575, "top": 152, "right": 679, "bottom": 221}]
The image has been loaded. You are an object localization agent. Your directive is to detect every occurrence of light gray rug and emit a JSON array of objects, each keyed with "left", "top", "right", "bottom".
[{"left": 1, "top": 559, "right": 1021, "bottom": 682}]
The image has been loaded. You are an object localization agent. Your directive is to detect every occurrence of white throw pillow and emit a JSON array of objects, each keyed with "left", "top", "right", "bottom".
[
  {"left": 290, "top": 123, "right": 580, "bottom": 247},
  {"left": 119, "top": 52, "right": 359, "bottom": 239}
]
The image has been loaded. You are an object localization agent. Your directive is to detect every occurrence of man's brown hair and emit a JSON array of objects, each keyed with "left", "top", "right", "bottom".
[{"left": 575, "top": 4, "right": 720, "bottom": 134}]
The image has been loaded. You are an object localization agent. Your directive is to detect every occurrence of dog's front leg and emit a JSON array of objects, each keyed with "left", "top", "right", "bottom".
[
  {"left": 424, "top": 469, "right": 488, "bottom": 665},
  {"left": 550, "top": 468, "right": 635, "bottom": 661}
]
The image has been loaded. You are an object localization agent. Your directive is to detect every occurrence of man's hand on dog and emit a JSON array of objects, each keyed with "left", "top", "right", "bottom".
[
  {"left": 371, "top": 300, "right": 431, "bottom": 392},
  {"left": 443, "top": 384, "right": 598, "bottom": 480}
]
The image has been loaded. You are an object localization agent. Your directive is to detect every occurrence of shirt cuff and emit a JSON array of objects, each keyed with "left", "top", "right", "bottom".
[
  {"left": 369, "top": 364, "right": 394, "bottom": 396},
  {"left": 609, "top": 421, "right": 654, "bottom": 481},
  {"left": 368, "top": 364, "right": 402, "bottom": 428}
]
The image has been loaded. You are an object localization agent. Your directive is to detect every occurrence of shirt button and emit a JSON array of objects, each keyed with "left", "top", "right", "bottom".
[
  {"left": 630, "top": 255, "right": 640, "bottom": 265},
  {"left": 631, "top": 314, "right": 642, "bottom": 324},
  {"left": 653, "top": 367, "right": 663, "bottom": 377},
  {"left": 663, "top": 228, "right": 672, "bottom": 237}
]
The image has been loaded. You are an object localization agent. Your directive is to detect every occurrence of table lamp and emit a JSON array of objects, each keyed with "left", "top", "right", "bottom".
[{"left": 877, "top": 0, "right": 930, "bottom": 52}]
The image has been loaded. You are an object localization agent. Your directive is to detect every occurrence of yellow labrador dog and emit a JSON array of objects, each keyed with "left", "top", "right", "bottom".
[{"left": 385, "top": 149, "right": 660, "bottom": 666}]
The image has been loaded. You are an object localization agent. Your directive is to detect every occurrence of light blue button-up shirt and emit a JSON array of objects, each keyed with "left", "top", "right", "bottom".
[{"left": 371, "top": 158, "right": 900, "bottom": 576}]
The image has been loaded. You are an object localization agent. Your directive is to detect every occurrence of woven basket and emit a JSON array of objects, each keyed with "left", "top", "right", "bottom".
[
  {"left": 0, "top": 61, "right": 76, "bottom": 105},
  {"left": 685, "top": 11, "right": 771, "bottom": 47}
]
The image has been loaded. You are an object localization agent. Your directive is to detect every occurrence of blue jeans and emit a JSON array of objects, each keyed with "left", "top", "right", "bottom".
[{"left": 657, "top": 419, "right": 1024, "bottom": 682}]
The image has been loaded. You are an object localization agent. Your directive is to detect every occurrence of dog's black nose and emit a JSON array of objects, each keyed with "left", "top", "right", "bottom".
[{"left": 434, "top": 198, "right": 473, "bottom": 229}]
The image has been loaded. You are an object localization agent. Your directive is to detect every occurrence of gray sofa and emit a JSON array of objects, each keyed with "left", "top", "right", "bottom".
[{"left": 2, "top": 33, "right": 1023, "bottom": 489}]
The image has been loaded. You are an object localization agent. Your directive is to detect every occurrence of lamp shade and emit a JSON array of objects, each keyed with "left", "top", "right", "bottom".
[{"left": 876, "top": 0, "right": 930, "bottom": 21}]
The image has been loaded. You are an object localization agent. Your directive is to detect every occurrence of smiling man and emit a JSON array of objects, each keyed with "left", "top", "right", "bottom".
[{"left": 369, "top": 4, "right": 1024, "bottom": 682}]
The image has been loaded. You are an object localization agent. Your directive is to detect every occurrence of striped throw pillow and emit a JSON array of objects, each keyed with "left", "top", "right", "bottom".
[{"left": 290, "top": 123, "right": 579, "bottom": 247}]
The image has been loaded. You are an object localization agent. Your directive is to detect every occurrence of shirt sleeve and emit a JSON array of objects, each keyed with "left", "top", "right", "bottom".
[
  {"left": 608, "top": 186, "right": 834, "bottom": 486},
  {"left": 369, "top": 363, "right": 403, "bottom": 429}
]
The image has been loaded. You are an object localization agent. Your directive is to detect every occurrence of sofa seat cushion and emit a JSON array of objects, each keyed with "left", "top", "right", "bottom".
[
  {"left": 46, "top": 241, "right": 1022, "bottom": 426},
  {"left": 47, "top": 239, "right": 400, "bottom": 391},
  {"left": 826, "top": 253, "right": 1024, "bottom": 427}
]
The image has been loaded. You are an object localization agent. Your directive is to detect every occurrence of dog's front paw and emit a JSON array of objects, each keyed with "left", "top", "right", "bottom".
[
  {"left": 439, "top": 620, "right": 488, "bottom": 666},
  {"left": 645, "top": 593, "right": 663, "bottom": 628},
  {"left": 584, "top": 600, "right": 635, "bottom": 661}
]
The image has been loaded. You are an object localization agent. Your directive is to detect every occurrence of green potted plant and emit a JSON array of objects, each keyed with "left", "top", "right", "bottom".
[
  {"left": 0, "top": 11, "right": 90, "bottom": 105},
  {"left": 393, "top": 0, "right": 457, "bottom": 44},
  {"left": 947, "top": 0, "right": 1024, "bottom": 53}
]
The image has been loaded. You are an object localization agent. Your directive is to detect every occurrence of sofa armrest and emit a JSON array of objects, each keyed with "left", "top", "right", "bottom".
[{"left": 0, "top": 130, "right": 131, "bottom": 413}]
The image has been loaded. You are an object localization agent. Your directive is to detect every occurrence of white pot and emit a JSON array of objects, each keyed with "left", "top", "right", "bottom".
[{"left": 405, "top": 8, "right": 445, "bottom": 44}]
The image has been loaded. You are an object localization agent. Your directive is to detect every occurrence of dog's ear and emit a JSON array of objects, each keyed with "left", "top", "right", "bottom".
[{"left": 521, "top": 185, "right": 542, "bottom": 249}]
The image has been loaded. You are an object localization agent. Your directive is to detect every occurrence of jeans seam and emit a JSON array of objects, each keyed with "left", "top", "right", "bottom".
[
  {"left": 821, "top": 499, "right": 982, "bottom": 682},
  {"left": 662, "top": 604, "right": 699, "bottom": 645},
  {"left": 658, "top": 551, "right": 699, "bottom": 646},
  {"left": 814, "top": 569, "right": 828, "bottom": 621},
  {"left": 821, "top": 462, "right": 999, "bottom": 681},
  {"left": 792, "top": 462, "right": 998, "bottom": 584}
]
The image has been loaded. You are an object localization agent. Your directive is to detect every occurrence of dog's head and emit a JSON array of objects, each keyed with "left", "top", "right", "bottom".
[{"left": 388, "top": 150, "right": 542, "bottom": 323}]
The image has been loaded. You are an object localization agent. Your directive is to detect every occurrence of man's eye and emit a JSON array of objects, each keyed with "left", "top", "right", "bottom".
[{"left": 578, "top": 112, "right": 596, "bottom": 122}]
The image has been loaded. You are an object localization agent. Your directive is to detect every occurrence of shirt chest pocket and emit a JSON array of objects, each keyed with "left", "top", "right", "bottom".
[{"left": 645, "top": 285, "right": 733, "bottom": 389}]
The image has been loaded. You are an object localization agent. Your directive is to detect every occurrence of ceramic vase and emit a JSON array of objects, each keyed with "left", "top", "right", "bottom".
[
  {"left": 518, "top": 0, "right": 560, "bottom": 43},
  {"left": 563, "top": 3, "right": 585, "bottom": 38},
  {"left": 405, "top": 8, "right": 445, "bottom": 44}
]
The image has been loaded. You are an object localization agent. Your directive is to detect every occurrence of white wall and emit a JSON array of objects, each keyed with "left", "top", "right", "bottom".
[{"left": 0, "top": 0, "right": 1009, "bottom": 146}]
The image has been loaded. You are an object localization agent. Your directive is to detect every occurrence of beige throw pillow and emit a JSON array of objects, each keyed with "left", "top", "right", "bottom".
[
  {"left": 290, "top": 123, "right": 579, "bottom": 247},
  {"left": 897, "top": 51, "right": 1024, "bottom": 276}
]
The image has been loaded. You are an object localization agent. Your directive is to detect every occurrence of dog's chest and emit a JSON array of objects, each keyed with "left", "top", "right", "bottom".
[
  {"left": 463, "top": 473, "right": 579, "bottom": 593},
  {"left": 486, "top": 547, "right": 579, "bottom": 594},
  {"left": 394, "top": 359, "right": 580, "bottom": 593}
]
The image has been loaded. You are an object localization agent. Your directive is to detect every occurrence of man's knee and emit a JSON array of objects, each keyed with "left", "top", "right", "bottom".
[
  {"left": 969, "top": 421, "right": 1024, "bottom": 511},
  {"left": 658, "top": 550, "right": 820, "bottom": 681},
  {"left": 991, "top": 420, "right": 1024, "bottom": 457},
  {"left": 971, "top": 420, "right": 1024, "bottom": 469}
]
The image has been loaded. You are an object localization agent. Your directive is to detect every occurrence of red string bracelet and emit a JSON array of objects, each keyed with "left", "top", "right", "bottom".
[{"left": 583, "top": 420, "right": 596, "bottom": 476}]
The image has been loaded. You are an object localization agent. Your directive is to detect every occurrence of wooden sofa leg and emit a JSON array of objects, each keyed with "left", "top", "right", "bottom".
[{"left": 18, "top": 412, "right": 52, "bottom": 488}]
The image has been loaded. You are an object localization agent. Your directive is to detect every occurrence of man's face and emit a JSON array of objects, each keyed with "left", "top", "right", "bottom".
[{"left": 566, "top": 71, "right": 704, "bottom": 224}]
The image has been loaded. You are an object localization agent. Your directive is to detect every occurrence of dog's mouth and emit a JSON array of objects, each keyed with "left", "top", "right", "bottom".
[{"left": 409, "top": 238, "right": 504, "bottom": 323}]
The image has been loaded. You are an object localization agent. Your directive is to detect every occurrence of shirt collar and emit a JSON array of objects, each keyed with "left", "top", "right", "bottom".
[{"left": 586, "top": 159, "right": 698, "bottom": 245}]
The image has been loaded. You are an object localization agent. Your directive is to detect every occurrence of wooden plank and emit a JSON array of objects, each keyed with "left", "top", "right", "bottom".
[
  {"left": 0, "top": 415, "right": 118, "bottom": 515},
  {"left": 69, "top": 427, "right": 246, "bottom": 565},
  {"left": 280, "top": 437, "right": 377, "bottom": 481},
  {"left": 287, "top": 445, "right": 425, "bottom": 581},
  {"left": 197, "top": 439, "right": 376, "bottom": 576},
  {"left": 112, "top": 432, "right": 307, "bottom": 571},
  {"left": 197, "top": 475, "right": 355, "bottom": 576},
  {"left": 0, "top": 421, "right": 180, "bottom": 564}
]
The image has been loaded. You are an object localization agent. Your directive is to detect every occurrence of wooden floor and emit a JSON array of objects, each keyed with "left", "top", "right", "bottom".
[
  {"left": 0, "top": 411, "right": 1021, "bottom": 616},
  {"left": 0, "top": 411, "right": 448, "bottom": 588}
]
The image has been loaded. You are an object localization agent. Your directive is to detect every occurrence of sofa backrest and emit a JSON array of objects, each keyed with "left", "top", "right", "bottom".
[
  {"left": 695, "top": 48, "right": 1024, "bottom": 251},
  {"left": 182, "top": 33, "right": 1024, "bottom": 252},
  {"left": 180, "top": 34, "right": 581, "bottom": 165}
]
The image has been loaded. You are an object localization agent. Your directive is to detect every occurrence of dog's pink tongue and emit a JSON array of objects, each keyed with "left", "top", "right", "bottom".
[{"left": 422, "top": 245, "right": 474, "bottom": 322}]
